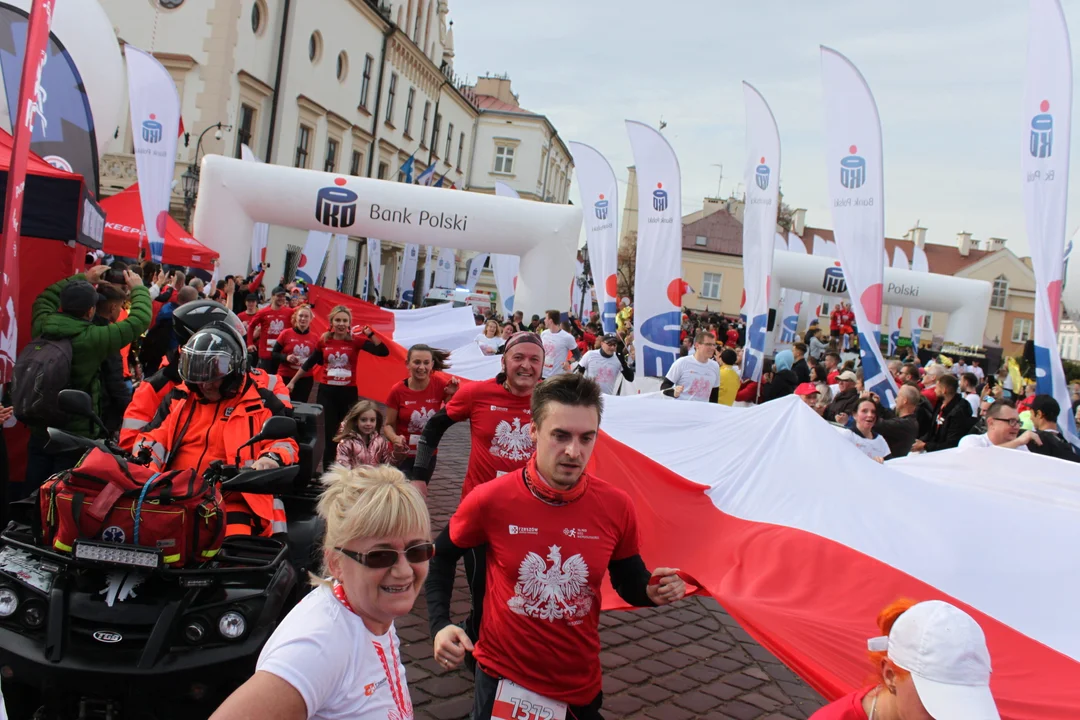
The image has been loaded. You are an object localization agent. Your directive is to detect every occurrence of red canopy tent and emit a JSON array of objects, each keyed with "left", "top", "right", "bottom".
[{"left": 100, "top": 183, "right": 219, "bottom": 270}]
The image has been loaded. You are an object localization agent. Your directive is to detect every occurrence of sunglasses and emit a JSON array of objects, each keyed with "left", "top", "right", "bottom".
[{"left": 336, "top": 543, "right": 435, "bottom": 569}]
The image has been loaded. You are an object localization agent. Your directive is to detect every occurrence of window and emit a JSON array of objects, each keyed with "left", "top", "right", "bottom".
[
  {"left": 820, "top": 301, "right": 830, "bottom": 317},
  {"left": 695, "top": 235, "right": 707, "bottom": 247},
  {"left": 308, "top": 31, "right": 322, "bottom": 63},
  {"left": 385, "top": 73, "right": 397, "bottom": 125},
  {"left": 431, "top": 114, "right": 441, "bottom": 156},
  {"left": 350, "top": 150, "right": 363, "bottom": 176},
  {"left": 251, "top": 0, "right": 266, "bottom": 34},
  {"left": 922, "top": 312, "right": 933, "bottom": 330},
  {"left": 420, "top": 102, "right": 431, "bottom": 147},
  {"left": 1012, "top": 317, "right": 1033, "bottom": 343},
  {"left": 404, "top": 88, "right": 415, "bottom": 136},
  {"left": 991, "top": 274, "right": 1009, "bottom": 310},
  {"left": 413, "top": 5, "right": 422, "bottom": 41},
  {"left": 359, "top": 55, "right": 373, "bottom": 109},
  {"left": 377, "top": 162, "right": 389, "bottom": 180},
  {"left": 294, "top": 124, "right": 312, "bottom": 168},
  {"left": 283, "top": 243, "right": 303, "bottom": 283},
  {"left": 494, "top": 144, "right": 515, "bottom": 174},
  {"left": 336, "top": 52, "right": 348, "bottom": 82},
  {"left": 341, "top": 255, "right": 357, "bottom": 295},
  {"left": 701, "top": 272, "right": 722, "bottom": 299},
  {"left": 456, "top": 132, "right": 464, "bottom": 169},
  {"left": 235, "top": 103, "right": 256, "bottom": 158},
  {"left": 324, "top": 138, "right": 338, "bottom": 172},
  {"left": 444, "top": 123, "right": 453, "bottom": 161}
]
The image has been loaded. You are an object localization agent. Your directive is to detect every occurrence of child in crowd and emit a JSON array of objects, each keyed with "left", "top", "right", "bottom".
[{"left": 333, "top": 400, "right": 396, "bottom": 469}]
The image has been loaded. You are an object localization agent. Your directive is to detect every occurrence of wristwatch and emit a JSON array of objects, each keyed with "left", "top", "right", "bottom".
[{"left": 262, "top": 452, "right": 285, "bottom": 467}]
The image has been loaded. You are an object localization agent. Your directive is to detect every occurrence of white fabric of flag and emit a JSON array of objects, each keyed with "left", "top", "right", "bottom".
[
  {"left": 740, "top": 83, "right": 782, "bottom": 381},
  {"left": 1022, "top": 0, "right": 1078, "bottom": 445},
  {"left": 465, "top": 253, "right": 488, "bottom": 291},
  {"left": 125, "top": 46, "right": 180, "bottom": 263},
  {"left": 569, "top": 141, "right": 620, "bottom": 333},
  {"left": 820, "top": 47, "right": 897, "bottom": 406}
]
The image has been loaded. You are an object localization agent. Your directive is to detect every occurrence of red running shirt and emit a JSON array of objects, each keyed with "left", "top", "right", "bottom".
[
  {"left": 238, "top": 310, "right": 259, "bottom": 337},
  {"left": 311, "top": 336, "right": 370, "bottom": 387},
  {"left": 248, "top": 305, "right": 294, "bottom": 359},
  {"left": 449, "top": 470, "right": 641, "bottom": 706},
  {"left": 445, "top": 378, "right": 534, "bottom": 498},
  {"left": 273, "top": 328, "right": 318, "bottom": 379},
  {"left": 808, "top": 687, "right": 872, "bottom": 720},
  {"left": 385, "top": 375, "right": 449, "bottom": 456}
]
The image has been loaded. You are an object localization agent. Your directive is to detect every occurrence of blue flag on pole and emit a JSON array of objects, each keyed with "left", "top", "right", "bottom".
[
  {"left": 415, "top": 162, "right": 435, "bottom": 186},
  {"left": 399, "top": 153, "right": 416, "bottom": 183}
]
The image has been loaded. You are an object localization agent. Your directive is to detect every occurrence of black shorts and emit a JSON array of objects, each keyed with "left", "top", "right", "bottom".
[{"left": 830, "top": 328, "right": 840, "bottom": 339}]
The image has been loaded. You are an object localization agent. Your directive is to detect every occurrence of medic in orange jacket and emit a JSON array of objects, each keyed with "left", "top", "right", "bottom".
[
  {"left": 119, "top": 362, "right": 291, "bottom": 452},
  {"left": 133, "top": 375, "right": 299, "bottom": 538}
]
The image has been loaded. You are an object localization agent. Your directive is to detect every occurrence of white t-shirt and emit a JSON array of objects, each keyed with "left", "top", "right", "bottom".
[
  {"left": 845, "top": 429, "right": 892, "bottom": 459},
  {"left": 972, "top": 365, "right": 985, "bottom": 381},
  {"left": 541, "top": 329, "right": 578, "bottom": 379},
  {"left": 475, "top": 333, "right": 505, "bottom": 354},
  {"left": 257, "top": 584, "right": 412, "bottom": 720},
  {"left": 665, "top": 355, "right": 720, "bottom": 402},
  {"left": 957, "top": 433, "right": 1030, "bottom": 452},
  {"left": 579, "top": 349, "right": 624, "bottom": 394},
  {"left": 963, "top": 392, "right": 980, "bottom": 415}
]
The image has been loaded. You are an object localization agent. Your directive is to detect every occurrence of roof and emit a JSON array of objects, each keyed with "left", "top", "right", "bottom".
[
  {"left": 682, "top": 209, "right": 746, "bottom": 255},
  {"left": 799, "top": 226, "right": 994, "bottom": 276},
  {"left": 472, "top": 94, "right": 536, "bottom": 115}
]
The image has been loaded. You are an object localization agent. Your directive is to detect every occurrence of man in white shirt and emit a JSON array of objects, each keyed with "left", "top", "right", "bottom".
[
  {"left": 660, "top": 331, "right": 720, "bottom": 402},
  {"left": 971, "top": 359, "right": 985, "bottom": 382},
  {"left": 960, "top": 372, "right": 981, "bottom": 415},
  {"left": 958, "top": 401, "right": 1040, "bottom": 451},
  {"left": 951, "top": 357, "right": 969, "bottom": 377},
  {"left": 578, "top": 334, "right": 633, "bottom": 394},
  {"left": 540, "top": 309, "right": 579, "bottom": 379}
]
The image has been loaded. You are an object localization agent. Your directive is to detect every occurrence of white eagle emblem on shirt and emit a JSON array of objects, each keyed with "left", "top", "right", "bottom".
[
  {"left": 268, "top": 319, "right": 285, "bottom": 336},
  {"left": 408, "top": 408, "right": 434, "bottom": 433},
  {"left": 490, "top": 417, "right": 533, "bottom": 461},
  {"left": 326, "top": 351, "right": 350, "bottom": 369},
  {"left": 508, "top": 545, "right": 593, "bottom": 621}
]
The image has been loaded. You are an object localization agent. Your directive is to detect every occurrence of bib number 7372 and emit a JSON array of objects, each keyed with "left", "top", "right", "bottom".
[{"left": 492, "top": 678, "right": 567, "bottom": 720}]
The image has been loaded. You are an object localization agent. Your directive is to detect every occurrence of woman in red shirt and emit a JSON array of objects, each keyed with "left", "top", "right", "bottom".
[
  {"left": 384, "top": 344, "right": 458, "bottom": 497},
  {"left": 271, "top": 305, "right": 318, "bottom": 402},
  {"left": 810, "top": 598, "right": 998, "bottom": 720},
  {"left": 289, "top": 304, "right": 390, "bottom": 469}
]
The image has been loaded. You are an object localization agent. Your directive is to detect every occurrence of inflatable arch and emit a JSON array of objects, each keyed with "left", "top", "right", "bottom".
[
  {"left": 771, "top": 251, "right": 993, "bottom": 347},
  {"left": 191, "top": 156, "right": 582, "bottom": 317}
]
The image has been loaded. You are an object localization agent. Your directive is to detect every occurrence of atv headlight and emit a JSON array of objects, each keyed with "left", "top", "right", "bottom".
[
  {"left": 0, "top": 587, "right": 18, "bottom": 618},
  {"left": 217, "top": 611, "right": 246, "bottom": 640}
]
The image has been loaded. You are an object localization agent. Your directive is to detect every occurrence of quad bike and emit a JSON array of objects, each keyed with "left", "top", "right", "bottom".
[{"left": 0, "top": 390, "right": 326, "bottom": 719}]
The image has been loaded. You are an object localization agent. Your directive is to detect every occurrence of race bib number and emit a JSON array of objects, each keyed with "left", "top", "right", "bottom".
[
  {"left": 492, "top": 678, "right": 567, "bottom": 720},
  {"left": 408, "top": 434, "right": 421, "bottom": 447}
]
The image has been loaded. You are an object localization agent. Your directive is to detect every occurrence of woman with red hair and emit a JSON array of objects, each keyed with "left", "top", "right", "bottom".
[{"left": 810, "top": 598, "right": 999, "bottom": 720}]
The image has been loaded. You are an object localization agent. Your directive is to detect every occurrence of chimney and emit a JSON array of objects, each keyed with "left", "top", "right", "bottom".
[
  {"left": 987, "top": 237, "right": 1007, "bottom": 252},
  {"left": 957, "top": 232, "right": 973, "bottom": 257},
  {"left": 791, "top": 208, "right": 807, "bottom": 237},
  {"left": 909, "top": 226, "right": 927, "bottom": 249}
]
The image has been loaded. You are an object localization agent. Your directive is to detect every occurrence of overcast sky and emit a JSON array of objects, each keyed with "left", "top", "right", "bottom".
[{"left": 450, "top": 0, "right": 1080, "bottom": 259}]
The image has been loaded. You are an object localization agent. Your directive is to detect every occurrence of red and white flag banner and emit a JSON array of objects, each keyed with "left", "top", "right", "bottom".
[
  {"left": 125, "top": 45, "right": 180, "bottom": 264},
  {"left": 0, "top": 0, "right": 54, "bottom": 383},
  {"left": 1022, "top": 0, "right": 1077, "bottom": 445},
  {"left": 820, "top": 47, "right": 897, "bottom": 406},
  {"left": 569, "top": 142, "right": 620, "bottom": 334},
  {"left": 626, "top": 120, "right": 682, "bottom": 378}
]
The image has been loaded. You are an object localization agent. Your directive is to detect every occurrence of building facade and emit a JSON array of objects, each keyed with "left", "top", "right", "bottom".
[{"left": 97, "top": 0, "right": 569, "bottom": 304}]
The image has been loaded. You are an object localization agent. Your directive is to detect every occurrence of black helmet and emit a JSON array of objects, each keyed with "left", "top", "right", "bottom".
[
  {"left": 177, "top": 326, "right": 248, "bottom": 399},
  {"left": 173, "top": 300, "right": 247, "bottom": 348}
]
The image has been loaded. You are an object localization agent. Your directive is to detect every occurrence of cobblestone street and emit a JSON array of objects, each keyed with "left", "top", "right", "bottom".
[{"left": 401, "top": 424, "right": 825, "bottom": 719}]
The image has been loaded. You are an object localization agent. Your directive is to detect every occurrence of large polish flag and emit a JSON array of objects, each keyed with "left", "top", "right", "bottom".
[{"left": 314, "top": 281, "right": 1080, "bottom": 718}]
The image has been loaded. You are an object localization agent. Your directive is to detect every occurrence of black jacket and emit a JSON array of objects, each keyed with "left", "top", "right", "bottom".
[
  {"left": 922, "top": 395, "right": 973, "bottom": 451},
  {"left": 824, "top": 388, "right": 860, "bottom": 421},
  {"left": 93, "top": 315, "right": 132, "bottom": 435},
  {"left": 792, "top": 358, "right": 811, "bottom": 384},
  {"left": 875, "top": 406, "right": 920, "bottom": 458},
  {"left": 1030, "top": 430, "right": 1080, "bottom": 462},
  {"left": 761, "top": 369, "right": 799, "bottom": 402}
]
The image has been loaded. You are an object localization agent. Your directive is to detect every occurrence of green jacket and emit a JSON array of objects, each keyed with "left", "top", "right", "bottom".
[{"left": 31, "top": 274, "right": 151, "bottom": 438}]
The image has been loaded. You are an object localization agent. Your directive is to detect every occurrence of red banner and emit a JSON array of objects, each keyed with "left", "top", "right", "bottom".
[{"left": 0, "top": 0, "right": 55, "bottom": 382}]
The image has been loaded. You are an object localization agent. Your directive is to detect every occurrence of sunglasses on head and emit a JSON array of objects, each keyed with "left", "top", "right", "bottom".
[{"left": 336, "top": 543, "right": 435, "bottom": 569}]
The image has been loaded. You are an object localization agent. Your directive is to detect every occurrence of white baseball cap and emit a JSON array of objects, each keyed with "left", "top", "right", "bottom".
[{"left": 867, "top": 600, "right": 999, "bottom": 720}]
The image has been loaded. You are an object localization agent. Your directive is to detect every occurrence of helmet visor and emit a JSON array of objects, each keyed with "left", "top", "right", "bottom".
[{"left": 178, "top": 346, "right": 237, "bottom": 384}]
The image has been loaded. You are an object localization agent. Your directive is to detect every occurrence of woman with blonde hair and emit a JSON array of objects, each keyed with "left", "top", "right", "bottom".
[
  {"left": 474, "top": 318, "right": 504, "bottom": 356},
  {"left": 810, "top": 598, "right": 999, "bottom": 720},
  {"left": 289, "top": 304, "right": 390, "bottom": 468},
  {"left": 211, "top": 465, "right": 432, "bottom": 720},
  {"left": 271, "top": 304, "right": 318, "bottom": 401}
]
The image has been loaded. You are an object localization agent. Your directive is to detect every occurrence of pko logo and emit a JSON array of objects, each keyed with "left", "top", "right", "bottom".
[
  {"left": 141, "top": 114, "right": 162, "bottom": 144},
  {"left": 840, "top": 145, "right": 866, "bottom": 190},
  {"left": 1030, "top": 99, "right": 1053, "bottom": 159},
  {"left": 755, "top": 157, "right": 770, "bottom": 190},
  {"left": 315, "top": 178, "right": 357, "bottom": 228},
  {"left": 594, "top": 194, "right": 609, "bottom": 220},
  {"left": 652, "top": 182, "right": 668, "bottom": 212},
  {"left": 823, "top": 266, "right": 847, "bottom": 294}
]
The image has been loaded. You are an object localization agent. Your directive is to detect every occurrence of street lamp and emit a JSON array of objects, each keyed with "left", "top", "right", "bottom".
[{"left": 181, "top": 122, "right": 232, "bottom": 229}]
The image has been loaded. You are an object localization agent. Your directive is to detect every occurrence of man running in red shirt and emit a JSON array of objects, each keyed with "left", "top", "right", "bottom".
[
  {"left": 246, "top": 285, "right": 293, "bottom": 371},
  {"left": 426, "top": 374, "right": 686, "bottom": 719}
]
